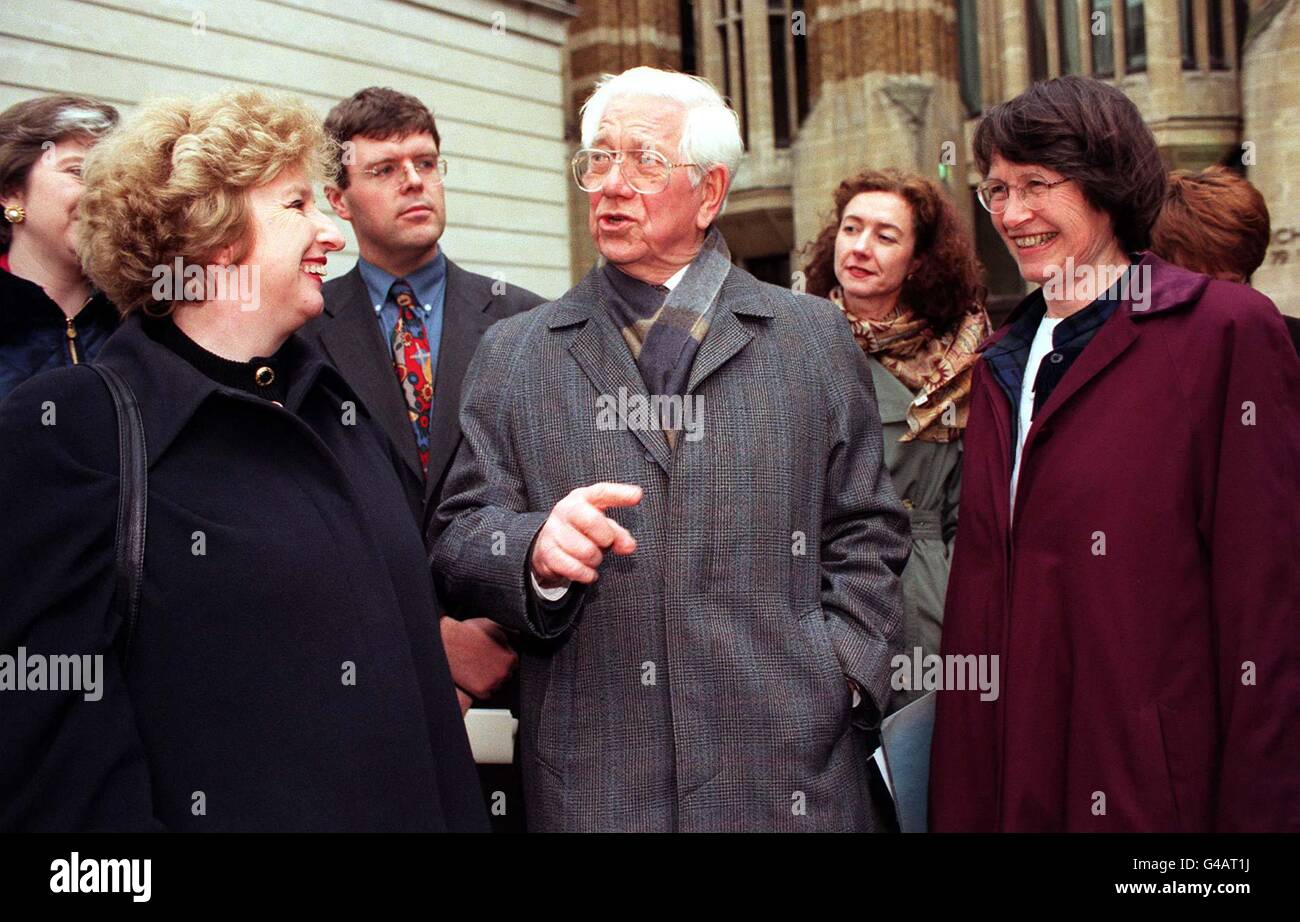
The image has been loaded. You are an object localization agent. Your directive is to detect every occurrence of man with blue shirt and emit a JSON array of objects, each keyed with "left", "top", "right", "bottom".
[{"left": 302, "top": 88, "right": 543, "bottom": 829}]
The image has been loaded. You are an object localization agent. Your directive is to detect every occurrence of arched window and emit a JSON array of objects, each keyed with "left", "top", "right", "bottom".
[
  {"left": 767, "top": 0, "right": 809, "bottom": 148},
  {"left": 1123, "top": 0, "right": 1147, "bottom": 72},
  {"left": 716, "top": 0, "right": 750, "bottom": 146},
  {"left": 1058, "top": 0, "right": 1083, "bottom": 74},
  {"left": 958, "top": 0, "right": 983, "bottom": 114},
  {"left": 1028, "top": 0, "right": 1050, "bottom": 81},
  {"left": 1089, "top": 0, "right": 1115, "bottom": 77}
]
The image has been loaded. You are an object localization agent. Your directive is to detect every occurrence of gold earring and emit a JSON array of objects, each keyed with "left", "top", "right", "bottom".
[{"left": 3, "top": 205, "right": 24, "bottom": 224}]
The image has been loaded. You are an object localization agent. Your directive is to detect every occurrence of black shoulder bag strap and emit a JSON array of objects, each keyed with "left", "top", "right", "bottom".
[{"left": 87, "top": 363, "right": 148, "bottom": 669}]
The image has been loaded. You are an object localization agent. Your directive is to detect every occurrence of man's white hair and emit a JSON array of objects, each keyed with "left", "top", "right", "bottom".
[{"left": 579, "top": 67, "right": 744, "bottom": 196}]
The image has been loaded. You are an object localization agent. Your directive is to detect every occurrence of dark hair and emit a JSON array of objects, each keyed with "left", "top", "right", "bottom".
[
  {"left": 801, "top": 168, "right": 986, "bottom": 335},
  {"left": 323, "top": 87, "right": 440, "bottom": 189},
  {"left": 0, "top": 94, "right": 119, "bottom": 250},
  {"left": 1151, "top": 166, "right": 1270, "bottom": 283},
  {"left": 973, "top": 75, "right": 1166, "bottom": 253}
]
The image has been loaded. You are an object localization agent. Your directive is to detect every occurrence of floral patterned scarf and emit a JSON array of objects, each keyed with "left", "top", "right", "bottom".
[{"left": 829, "top": 287, "right": 991, "bottom": 443}]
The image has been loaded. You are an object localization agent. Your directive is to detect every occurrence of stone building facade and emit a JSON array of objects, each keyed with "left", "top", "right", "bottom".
[{"left": 565, "top": 0, "right": 1298, "bottom": 316}]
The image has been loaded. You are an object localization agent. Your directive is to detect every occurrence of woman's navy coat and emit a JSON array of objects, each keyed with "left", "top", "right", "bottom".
[{"left": 0, "top": 315, "right": 487, "bottom": 831}]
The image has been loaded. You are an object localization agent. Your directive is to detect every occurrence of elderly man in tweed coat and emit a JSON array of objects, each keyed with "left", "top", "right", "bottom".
[{"left": 429, "top": 67, "right": 909, "bottom": 832}]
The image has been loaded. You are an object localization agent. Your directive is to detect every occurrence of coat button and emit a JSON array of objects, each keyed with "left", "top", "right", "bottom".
[{"left": 1049, "top": 352, "right": 1063, "bottom": 364}]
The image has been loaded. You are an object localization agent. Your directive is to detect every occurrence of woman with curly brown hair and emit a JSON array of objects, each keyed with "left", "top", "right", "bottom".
[{"left": 803, "top": 168, "right": 990, "bottom": 700}]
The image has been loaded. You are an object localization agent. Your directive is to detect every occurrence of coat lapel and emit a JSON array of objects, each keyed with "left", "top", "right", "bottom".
[
  {"left": 867, "top": 356, "right": 913, "bottom": 424},
  {"left": 975, "top": 324, "right": 1022, "bottom": 542},
  {"left": 554, "top": 266, "right": 773, "bottom": 475},
  {"left": 318, "top": 266, "right": 422, "bottom": 478},
  {"left": 1026, "top": 312, "right": 1140, "bottom": 444},
  {"left": 978, "top": 368, "right": 1015, "bottom": 546},
  {"left": 426, "top": 260, "right": 493, "bottom": 502},
  {"left": 1017, "top": 252, "right": 1206, "bottom": 451},
  {"left": 555, "top": 270, "right": 673, "bottom": 473},
  {"left": 687, "top": 270, "right": 772, "bottom": 394}
]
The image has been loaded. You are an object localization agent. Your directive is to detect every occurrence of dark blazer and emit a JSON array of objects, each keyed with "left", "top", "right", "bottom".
[
  {"left": 429, "top": 264, "right": 910, "bottom": 832},
  {"left": 302, "top": 257, "right": 544, "bottom": 535},
  {"left": 0, "top": 315, "right": 488, "bottom": 832}
]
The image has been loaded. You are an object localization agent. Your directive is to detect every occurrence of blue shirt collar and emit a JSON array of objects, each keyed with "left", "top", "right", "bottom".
[{"left": 357, "top": 248, "right": 447, "bottom": 315}]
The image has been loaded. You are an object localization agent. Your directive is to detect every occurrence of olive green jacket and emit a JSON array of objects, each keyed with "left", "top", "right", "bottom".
[{"left": 868, "top": 357, "right": 962, "bottom": 707}]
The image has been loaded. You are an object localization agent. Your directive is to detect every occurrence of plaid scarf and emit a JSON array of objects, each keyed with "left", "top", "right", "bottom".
[
  {"left": 599, "top": 226, "right": 732, "bottom": 446},
  {"left": 829, "top": 287, "right": 990, "bottom": 443}
]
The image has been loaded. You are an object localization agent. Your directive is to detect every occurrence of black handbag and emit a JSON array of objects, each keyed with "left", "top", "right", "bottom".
[{"left": 88, "top": 363, "right": 148, "bottom": 668}]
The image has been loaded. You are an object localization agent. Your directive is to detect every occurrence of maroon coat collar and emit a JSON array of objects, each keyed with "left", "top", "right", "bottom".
[
  {"left": 977, "top": 251, "right": 1212, "bottom": 355},
  {"left": 969, "top": 251, "right": 1216, "bottom": 539}
]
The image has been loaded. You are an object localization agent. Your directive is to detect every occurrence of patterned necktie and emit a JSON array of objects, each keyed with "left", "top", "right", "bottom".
[{"left": 389, "top": 279, "right": 433, "bottom": 472}]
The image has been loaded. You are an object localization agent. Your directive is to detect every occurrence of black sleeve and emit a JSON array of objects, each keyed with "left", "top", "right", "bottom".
[{"left": 0, "top": 367, "right": 161, "bottom": 831}]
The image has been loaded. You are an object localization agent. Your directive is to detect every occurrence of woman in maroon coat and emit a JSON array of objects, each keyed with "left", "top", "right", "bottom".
[{"left": 929, "top": 76, "right": 1300, "bottom": 832}]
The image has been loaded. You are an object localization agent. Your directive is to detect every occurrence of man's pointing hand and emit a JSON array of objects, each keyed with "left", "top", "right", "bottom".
[{"left": 531, "top": 482, "right": 642, "bottom": 588}]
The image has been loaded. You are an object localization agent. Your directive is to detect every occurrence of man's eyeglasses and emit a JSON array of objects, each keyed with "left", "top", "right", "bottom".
[
  {"left": 572, "top": 148, "right": 699, "bottom": 195},
  {"left": 977, "top": 177, "right": 1070, "bottom": 214},
  {"left": 360, "top": 157, "right": 448, "bottom": 187}
]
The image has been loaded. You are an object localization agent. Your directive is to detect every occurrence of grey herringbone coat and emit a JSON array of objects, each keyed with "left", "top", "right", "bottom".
[{"left": 429, "top": 263, "right": 910, "bottom": 832}]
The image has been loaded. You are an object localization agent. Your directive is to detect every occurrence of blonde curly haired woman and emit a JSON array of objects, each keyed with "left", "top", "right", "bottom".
[{"left": 0, "top": 87, "right": 486, "bottom": 831}]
